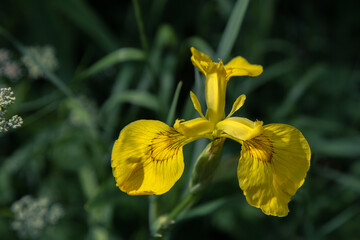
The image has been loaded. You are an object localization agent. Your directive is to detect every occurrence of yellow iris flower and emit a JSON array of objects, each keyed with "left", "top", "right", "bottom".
[{"left": 111, "top": 47, "right": 311, "bottom": 217}]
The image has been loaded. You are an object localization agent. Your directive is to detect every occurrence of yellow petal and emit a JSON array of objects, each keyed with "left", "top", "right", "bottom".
[
  {"left": 237, "top": 124, "right": 311, "bottom": 216},
  {"left": 190, "top": 47, "right": 213, "bottom": 76},
  {"left": 174, "top": 118, "right": 213, "bottom": 139},
  {"left": 216, "top": 117, "right": 263, "bottom": 141},
  {"left": 190, "top": 91, "right": 205, "bottom": 118},
  {"left": 224, "top": 56, "right": 263, "bottom": 80},
  {"left": 111, "top": 120, "right": 191, "bottom": 195},
  {"left": 226, "top": 94, "right": 246, "bottom": 118},
  {"left": 205, "top": 62, "right": 227, "bottom": 124}
]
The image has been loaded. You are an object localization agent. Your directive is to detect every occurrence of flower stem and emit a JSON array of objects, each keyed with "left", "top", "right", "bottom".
[
  {"left": 151, "top": 192, "right": 200, "bottom": 238},
  {"left": 149, "top": 195, "right": 159, "bottom": 233},
  {"left": 151, "top": 139, "right": 225, "bottom": 237},
  {"left": 168, "top": 193, "right": 199, "bottom": 220}
]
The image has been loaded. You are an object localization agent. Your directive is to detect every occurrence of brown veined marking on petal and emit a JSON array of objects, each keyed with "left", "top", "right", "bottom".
[
  {"left": 148, "top": 129, "right": 187, "bottom": 162},
  {"left": 243, "top": 134, "right": 274, "bottom": 164}
]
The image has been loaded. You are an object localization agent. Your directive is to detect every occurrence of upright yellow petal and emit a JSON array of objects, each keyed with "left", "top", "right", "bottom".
[
  {"left": 225, "top": 56, "right": 263, "bottom": 80},
  {"left": 205, "top": 62, "right": 227, "bottom": 124},
  {"left": 111, "top": 120, "right": 191, "bottom": 195},
  {"left": 237, "top": 124, "right": 311, "bottom": 216},
  {"left": 190, "top": 47, "right": 213, "bottom": 76}
]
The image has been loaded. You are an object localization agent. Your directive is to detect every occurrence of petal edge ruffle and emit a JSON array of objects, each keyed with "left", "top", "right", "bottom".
[{"left": 237, "top": 124, "right": 311, "bottom": 216}]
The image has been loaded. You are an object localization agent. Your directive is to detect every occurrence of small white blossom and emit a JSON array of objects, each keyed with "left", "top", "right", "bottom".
[
  {"left": 0, "top": 87, "right": 23, "bottom": 133},
  {"left": 0, "top": 87, "right": 15, "bottom": 109},
  {"left": 2, "top": 61, "right": 23, "bottom": 80},
  {"left": 21, "top": 46, "right": 58, "bottom": 78},
  {"left": 0, "top": 49, "right": 23, "bottom": 82},
  {"left": 11, "top": 195, "right": 64, "bottom": 239},
  {"left": 0, "top": 48, "right": 10, "bottom": 63}
]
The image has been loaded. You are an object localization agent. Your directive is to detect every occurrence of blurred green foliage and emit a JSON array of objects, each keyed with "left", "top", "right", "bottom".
[{"left": 0, "top": 0, "right": 360, "bottom": 239}]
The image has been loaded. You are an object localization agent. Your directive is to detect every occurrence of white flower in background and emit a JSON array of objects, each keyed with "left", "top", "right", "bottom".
[
  {"left": 0, "top": 48, "right": 23, "bottom": 81},
  {"left": 0, "top": 87, "right": 23, "bottom": 133},
  {"left": 0, "top": 49, "right": 10, "bottom": 63},
  {"left": 21, "top": 46, "right": 58, "bottom": 78},
  {"left": 0, "top": 87, "right": 15, "bottom": 109},
  {"left": 11, "top": 196, "right": 64, "bottom": 239},
  {"left": 2, "top": 61, "right": 23, "bottom": 80}
]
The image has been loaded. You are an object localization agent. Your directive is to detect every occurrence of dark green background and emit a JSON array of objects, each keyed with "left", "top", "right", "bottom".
[{"left": 1, "top": 0, "right": 359, "bottom": 239}]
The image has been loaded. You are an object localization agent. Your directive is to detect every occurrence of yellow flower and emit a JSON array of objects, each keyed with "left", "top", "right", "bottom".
[{"left": 111, "top": 47, "right": 311, "bottom": 217}]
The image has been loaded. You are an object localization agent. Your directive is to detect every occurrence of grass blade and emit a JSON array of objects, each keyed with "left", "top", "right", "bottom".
[
  {"left": 317, "top": 206, "right": 358, "bottom": 237},
  {"left": 217, "top": 0, "right": 250, "bottom": 60},
  {"left": 76, "top": 48, "right": 145, "bottom": 80},
  {"left": 274, "top": 64, "right": 326, "bottom": 120},
  {"left": 101, "top": 90, "right": 160, "bottom": 116},
  {"left": 166, "top": 81, "right": 183, "bottom": 125}
]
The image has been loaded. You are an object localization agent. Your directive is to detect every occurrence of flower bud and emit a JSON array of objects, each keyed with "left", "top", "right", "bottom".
[{"left": 189, "top": 138, "right": 225, "bottom": 193}]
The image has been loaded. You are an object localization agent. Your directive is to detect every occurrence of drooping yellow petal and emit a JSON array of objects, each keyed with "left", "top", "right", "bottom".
[
  {"left": 111, "top": 120, "right": 191, "bottom": 195},
  {"left": 190, "top": 47, "right": 213, "bottom": 76},
  {"left": 226, "top": 94, "right": 246, "bottom": 118},
  {"left": 205, "top": 62, "right": 227, "bottom": 124},
  {"left": 190, "top": 91, "right": 205, "bottom": 118},
  {"left": 216, "top": 117, "right": 263, "bottom": 141},
  {"left": 225, "top": 56, "right": 263, "bottom": 80},
  {"left": 237, "top": 124, "right": 311, "bottom": 216},
  {"left": 174, "top": 118, "right": 213, "bottom": 139}
]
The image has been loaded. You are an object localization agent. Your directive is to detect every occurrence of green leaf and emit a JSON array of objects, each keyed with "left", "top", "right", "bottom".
[
  {"left": 153, "top": 24, "right": 177, "bottom": 51},
  {"left": 88, "top": 226, "right": 110, "bottom": 240},
  {"left": 291, "top": 116, "right": 348, "bottom": 135},
  {"left": 102, "top": 66, "right": 137, "bottom": 139},
  {"left": 179, "top": 198, "right": 228, "bottom": 221},
  {"left": 239, "top": 58, "right": 297, "bottom": 95},
  {"left": 274, "top": 64, "right": 326, "bottom": 119},
  {"left": 1, "top": 130, "right": 54, "bottom": 174},
  {"left": 150, "top": 24, "right": 177, "bottom": 78},
  {"left": 85, "top": 179, "right": 119, "bottom": 210},
  {"left": 317, "top": 205, "right": 359, "bottom": 237},
  {"left": 65, "top": 98, "right": 96, "bottom": 130},
  {"left": 317, "top": 167, "right": 360, "bottom": 193},
  {"left": 217, "top": 0, "right": 250, "bottom": 60},
  {"left": 76, "top": 48, "right": 145, "bottom": 80},
  {"left": 310, "top": 135, "right": 360, "bottom": 158},
  {"left": 79, "top": 165, "right": 98, "bottom": 199},
  {"left": 166, "top": 81, "right": 182, "bottom": 125},
  {"left": 101, "top": 90, "right": 160, "bottom": 116},
  {"left": 159, "top": 54, "right": 177, "bottom": 119}
]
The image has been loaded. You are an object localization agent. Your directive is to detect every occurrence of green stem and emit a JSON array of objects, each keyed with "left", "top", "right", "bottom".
[
  {"left": 149, "top": 195, "right": 158, "bottom": 232},
  {"left": 151, "top": 139, "right": 225, "bottom": 237},
  {"left": 168, "top": 193, "right": 199, "bottom": 220},
  {"left": 151, "top": 192, "right": 200, "bottom": 238}
]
